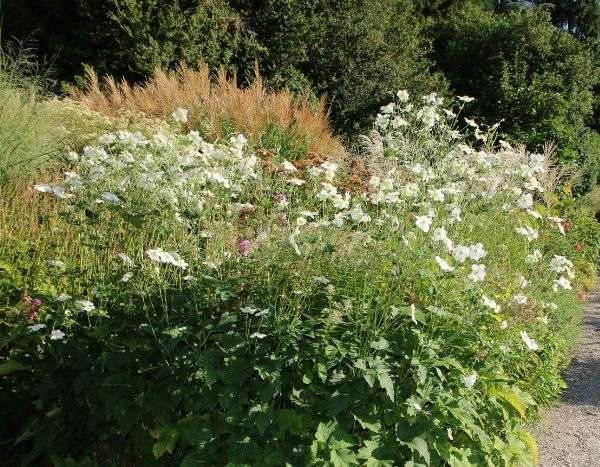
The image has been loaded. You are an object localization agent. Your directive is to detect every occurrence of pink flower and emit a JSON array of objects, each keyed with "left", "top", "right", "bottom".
[
  {"left": 237, "top": 239, "right": 253, "bottom": 257},
  {"left": 24, "top": 297, "right": 43, "bottom": 322},
  {"left": 277, "top": 213, "right": 289, "bottom": 226},
  {"left": 274, "top": 192, "right": 288, "bottom": 207}
]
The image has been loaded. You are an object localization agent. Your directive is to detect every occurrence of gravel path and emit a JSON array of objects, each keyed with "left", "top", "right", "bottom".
[{"left": 537, "top": 290, "right": 600, "bottom": 466}]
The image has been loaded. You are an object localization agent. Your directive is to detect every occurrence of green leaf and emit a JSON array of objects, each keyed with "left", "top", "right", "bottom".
[
  {"left": 249, "top": 403, "right": 273, "bottom": 435},
  {"left": 330, "top": 448, "right": 358, "bottom": 466},
  {"left": 152, "top": 427, "right": 179, "bottom": 459},
  {"left": 315, "top": 421, "right": 338, "bottom": 444},
  {"left": 410, "top": 437, "right": 430, "bottom": 465},
  {"left": 276, "top": 409, "right": 304, "bottom": 436},
  {"left": 488, "top": 385, "right": 528, "bottom": 418},
  {"left": 377, "top": 372, "right": 394, "bottom": 402},
  {"left": 353, "top": 414, "right": 382, "bottom": 433}
]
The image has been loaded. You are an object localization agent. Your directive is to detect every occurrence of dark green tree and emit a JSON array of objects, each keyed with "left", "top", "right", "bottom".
[
  {"left": 1, "top": 0, "right": 260, "bottom": 84},
  {"left": 433, "top": 4, "right": 600, "bottom": 188},
  {"left": 245, "top": 0, "right": 444, "bottom": 133}
]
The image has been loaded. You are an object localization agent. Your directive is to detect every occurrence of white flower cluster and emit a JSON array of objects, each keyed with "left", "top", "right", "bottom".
[{"left": 34, "top": 126, "right": 257, "bottom": 233}]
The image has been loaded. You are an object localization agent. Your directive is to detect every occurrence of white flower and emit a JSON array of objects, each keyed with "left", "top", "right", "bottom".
[
  {"left": 547, "top": 216, "right": 565, "bottom": 235},
  {"left": 415, "top": 215, "right": 433, "bottom": 233},
  {"left": 321, "top": 161, "right": 338, "bottom": 182},
  {"left": 525, "top": 250, "right": 542, "bottom": 264},
  {"left": 75, "top": 300, "right": 96, "bottom": 312},
  {"left": 458, "top": 95, "right": 475, "bottom": 103},
  {"left": 518, "top": 275, "right": 529, "bottom": 288},
  {"left": 289, "top": 233, "right": 301, "bottom": 255},
  {"left": 517, "top": 193, "right": 533, "bottom": 210},
  {"left": 332, "top": 193, "right": 351, "bottom": 210},
  {"left": 28, "top": 324, "right": 46, "bottom": 332},
  {"left": 121, "top": 272, "right": 133, "bottom": 283},
  {"left": 100, "top": 192, "right": 121, "bottom": 205},
  {"left": 468, "top": 264, "right": 486, "bottom": 283},
  {"left": 172, "top": 107, "right": 188, "bottom": 124},
  {"left": 391, "top": 116, "right": 409, "bottom": 128},
  {"left": 250, "top": 332, "right": 267, "bottom": 339},
  {"left": 410, "top": 304, "right": 418, "bottom": 325},
  {"left": 449, "top": 206, "right": 462, "bottom": 223},
  {"left": 98, "top": 133, "right": 116, "bottom": 145},
  {"left": 287, "top": 178, "right": 305, "bottom": 186},
  {"left": 549, "top": 255, "right": 574, "bottom": 275},
  {"left": 463, "top": 372, "right": 477, "bottom": 388},
  {"left": 296, "top": 216, "right": 307, "bottom": 227},
  {"left": 520, "top": 331, "right": 539, "bottom": 351},
  {"left": 469, "top": 243, "right": 487, "bottom": 261},
  {"left": 465, "top": 117, "right": 478, "bottom": 128},
  {"left": 348, "top": 205, "right": 371, "bottom": 224},
  {"left": 432, "top": 227, "right": 454, "bottom": 251},
  {"left": 117, "top": 253, "right": 134, "bottom": 266},
  {"left": 230, "top": 133, "right": 247, "bottom": 149},
  {"left": 452, "top": 245, "right": 470, "bottom": 263},
  {"left": 402, "top": 183, "right": 419, "bottom": 197},
  {"left": 333, "top": 212, "right": 346, "bottom": 227},
  {"left": 317, "top": 182, "right": 338, "bottom": 201},
  {"left": 34, "top": 184, "right": 73, "bottom": 199},
  {"left": 47, "top": 260, "right": 65, "bottom": 269},
  {"left": 55, "top": 293, "right": 71, "bottom": 302},
  {"left": 500, "top": 320, "right": 508, "bottom": 329},
  {"left": 435, "top": 256, "right": 455, "bottom": 272},
  {"left": 396, "top": 90, "right": 409, "bottom": 102},
  {"left": 512, "top": 294, "right": 528, "bottom": 305},
  {"left": 482, "top": 295, "right": 501, "bottom": 313},
  {"left": 380, "top": 103, "right": 395, "bottom": 114},
  {"left": 553, "top": 276, "right": 572, "bottom": 292},
  {"left": 429, "top": 188, "right": 445, "bottom": 202},
  {"left": 146, "top": 248, "right": 188, "bottom": 269},
  {"left": 50, "top": 330, "right": 65, "bottom": 341},
  {"left": 515, "top": 226, "right": 539, "bottom": 241},
  {"left": 537, "top": 315, "right": 550, "bottom": 325},
  {"left": 281, "top": 159, "right": 298, "bottom": 172}
]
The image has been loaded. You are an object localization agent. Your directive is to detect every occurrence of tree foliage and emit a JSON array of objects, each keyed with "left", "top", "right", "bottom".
[{"left": 433, "top": 5, "right": 600, "bottom": 188}]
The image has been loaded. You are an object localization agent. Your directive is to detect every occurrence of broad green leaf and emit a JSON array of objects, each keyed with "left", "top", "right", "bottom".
[
  {"left": 315, "top": 421, "right": 338, "bottom": 444},
  {"left": 152, "top": 427, "right": 179, "bottom": 459},
  {"left": 377, "top": 372, "right": 394, "bottom": 402},
  {"left": 410, "top": 436, "right": 430, "bottom": 465},
  {"left": 330, "top": 448, "right": 358, "bottom": 467},
  {"left": 353, "top": 413, "right": 382, "bottom": 433},
  {"left": 488, "top": 386, "right": 527, "bottom": 418},
  {"left": 276, "top": 409, "right": 304, "bottom": 436}
]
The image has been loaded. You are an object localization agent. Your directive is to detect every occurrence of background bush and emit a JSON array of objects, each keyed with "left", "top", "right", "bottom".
[{"left": 432, "top": 5, "right": 600, "bottom": 189}]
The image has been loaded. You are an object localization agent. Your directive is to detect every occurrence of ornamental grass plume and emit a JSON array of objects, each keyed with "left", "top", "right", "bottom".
[{"left": 69, "top": 64, "right": 341, "bottom": 157}]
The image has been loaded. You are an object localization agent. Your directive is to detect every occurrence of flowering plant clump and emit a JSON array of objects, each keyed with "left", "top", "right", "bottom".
[{"left": 1, "top": 97, "right": 600, "bottom": 466}]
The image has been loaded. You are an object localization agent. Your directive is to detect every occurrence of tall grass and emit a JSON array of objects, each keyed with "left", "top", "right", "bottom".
[
  {"left": 70, "top": 64, "right": 342, "bottom": 157},
  {"left": 0, "top": 47, "right": 63, "bottom": 184}
]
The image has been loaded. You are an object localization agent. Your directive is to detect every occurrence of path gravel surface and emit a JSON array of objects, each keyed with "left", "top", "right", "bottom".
[{"left": 538, "top": 290, "right": 600, "bottom": 466}]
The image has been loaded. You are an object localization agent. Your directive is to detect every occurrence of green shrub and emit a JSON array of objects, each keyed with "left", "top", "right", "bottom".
[
  {"left": 432, "top": 5, "right": 600, "bottom": 189},
  {"left": 248, "top": 0, "right": 445, "bottom": 133},
  {"left": 1, "top": 0, "right": 260, "bottom": 84},
  {"left": 1, "top": 91, "right": 598, "bottom": 465}
]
